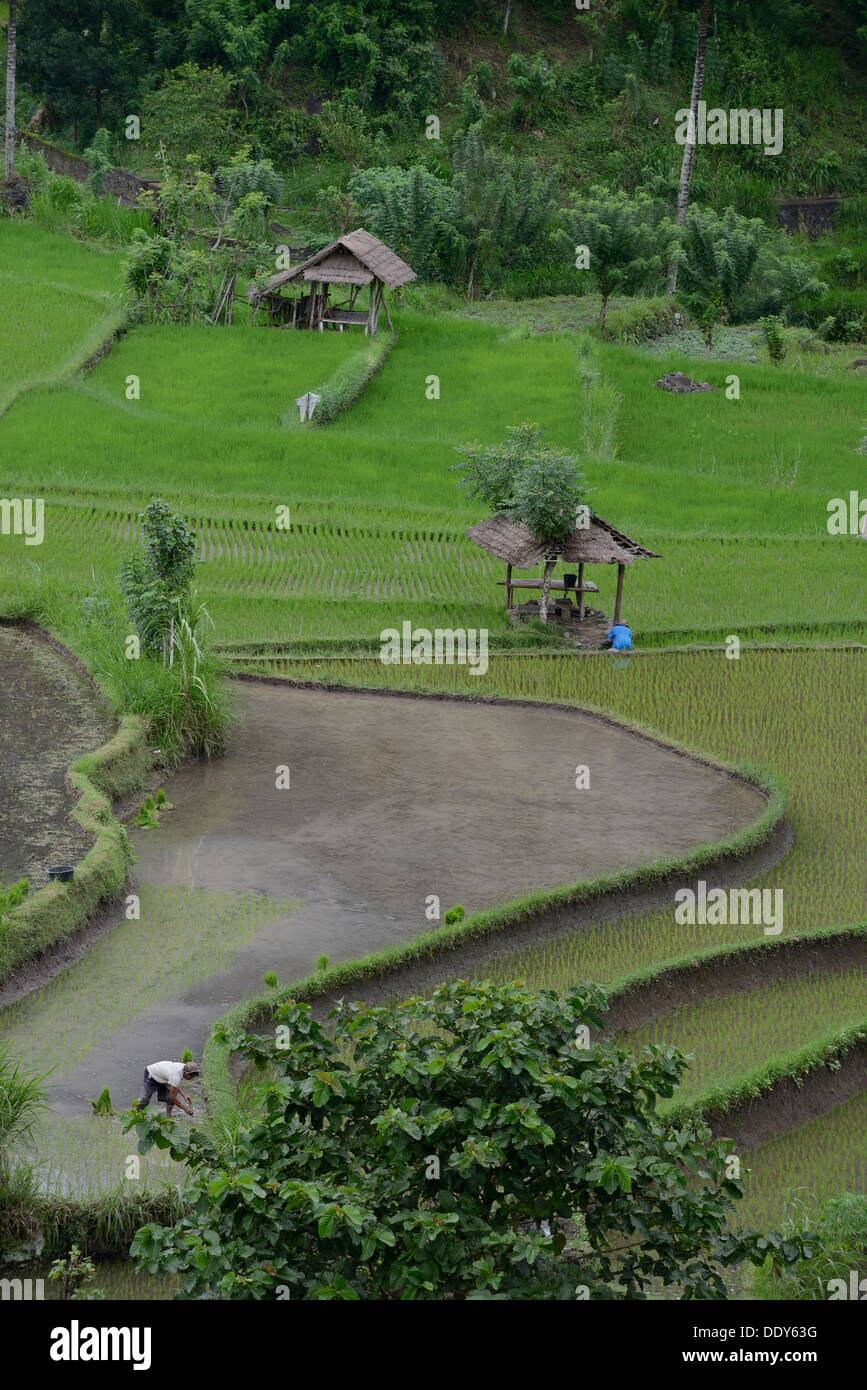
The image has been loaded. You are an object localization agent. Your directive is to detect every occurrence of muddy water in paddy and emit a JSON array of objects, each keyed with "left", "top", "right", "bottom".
[
  {"left": 1, "top": 682, "right": 766, "bottom": 1193},
  {"left": 0, "top": 626, "right": 112, "bottom": 881}
]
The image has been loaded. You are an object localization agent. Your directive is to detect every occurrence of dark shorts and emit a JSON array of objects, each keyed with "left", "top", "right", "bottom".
[{"left": 138, "top": 1068, "right": 170, "bottom": 1107}]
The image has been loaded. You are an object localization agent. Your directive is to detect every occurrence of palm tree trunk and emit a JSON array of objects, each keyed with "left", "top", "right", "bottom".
[
  {"left": 539, "top": 559, "right": 555, "bottom": 622},
  {"left": 666, "top": 0, "right": 711, "bottom": 298},
  {"left": 4, "top": 2, "right": 17, "bottom": 182}
]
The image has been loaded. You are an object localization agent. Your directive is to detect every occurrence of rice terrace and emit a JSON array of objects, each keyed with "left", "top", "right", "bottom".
[{"left": 0, "top": 0, "right": 866, "bottom": 1348}]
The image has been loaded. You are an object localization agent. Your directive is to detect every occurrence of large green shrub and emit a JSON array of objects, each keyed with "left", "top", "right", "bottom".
[{"left": 128, "top": 980, "right": 805, "bottom": 1300}]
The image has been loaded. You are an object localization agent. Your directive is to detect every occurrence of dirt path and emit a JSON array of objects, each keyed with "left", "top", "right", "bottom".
[{"left": 0, "top": 681, "right": 767, "bottom": 1190}]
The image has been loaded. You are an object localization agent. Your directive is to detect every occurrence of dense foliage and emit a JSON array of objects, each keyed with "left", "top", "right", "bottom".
[
  {"left": 5, "top": 1, "right": 865, "bottom": 316},
  {"left": 123, "top": 147, "right": 281, "bottom": 321},
  {"left": 127, "top": 979, "right": 806, "bottom": 1300}
]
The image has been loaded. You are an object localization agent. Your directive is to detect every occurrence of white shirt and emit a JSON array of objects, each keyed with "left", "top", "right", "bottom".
[{"left": 146, "top": 1060, "right": 185, "bottom": 1090}]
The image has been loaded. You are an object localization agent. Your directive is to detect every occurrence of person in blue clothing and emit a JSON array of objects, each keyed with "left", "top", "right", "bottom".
[{"left": 603, "top": 622, "right": 632, "bottom": 651}]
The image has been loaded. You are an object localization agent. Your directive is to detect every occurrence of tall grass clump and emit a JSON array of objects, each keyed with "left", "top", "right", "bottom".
[
  {"left": 85, "top": 619, "right": 234, "bottom": 765},
  {"left": 0, "top": 1049, "right": 48, "bottom": 1252},
  {"left": 753, "top": 1194, "right": 867, "bottom": 1300}
]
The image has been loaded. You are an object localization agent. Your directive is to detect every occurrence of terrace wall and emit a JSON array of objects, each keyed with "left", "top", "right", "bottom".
[
  {"left": 0, "top": 714, "right": 153, "bottom": 985},
  {"left": 16, "top": 134, "right": 160, "bottom": 206}
]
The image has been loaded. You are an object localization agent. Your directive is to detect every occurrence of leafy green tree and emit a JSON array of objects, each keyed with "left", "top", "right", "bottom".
[
  {"left": 182, "top": 0, "right": 282, "bottom": 119},
  {"left": 295, "top": 1, "right": 442, "bottom": 114},
  {"left": 507, "top": 51, "right": 558, "bottom": 128},
  {"left": 140, "top": 63, "right": 236, "bottom": 171},
  {"left": 127, "top": 980, "right": 806, "bottom": 1299},
  {"left": 214, "top": 154, "right": 283, "bottom": 221},
  {"left": 17, "top": 0, "right": 148, "bottom": 139},
  {"left": 456, "top": 75, "right": 486, "bottom": 131},
  {"left": 120, "top": 498, "right": 197, "bottom": 663},
  {"left": 451, "top": 127, "right": 558, "bottom": 297},
  {"left": 352, "top": 135, "right": 557, "bottom": 296},
  {"left": 317, "top": 95, "right": 372, "bottom": 169},
  {"left": 349, "top": 164, "right": 465, "bottom": 281},
  {"left": 559, "top": 187, "right": 678, "bottom": 328},
  {"left": 126, "top": 147, "right": 278, "bottom": 322},
  {"left": 742, "top": 240, "right": 827, "bottom": 321},
  {"left": 678, "top": 204, "right": 764, "bottom": 328},
  {"left": 453, "top": 422, "right": 588, "bottom": 620}
]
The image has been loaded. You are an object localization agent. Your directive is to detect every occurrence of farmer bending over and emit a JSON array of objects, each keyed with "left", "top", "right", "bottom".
[
  {"left": 136, "top": 1060, "right": 200, "bottom": 1117},
  {"left": 602, "top": 622, "right": 632, "bottom": 652}
]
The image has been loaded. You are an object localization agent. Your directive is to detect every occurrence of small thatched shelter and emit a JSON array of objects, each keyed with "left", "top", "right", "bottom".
[
  {"left": 247, "top": 228, "right": 417, "bottom": 335},
  {"left": 466, "top": 513, "right": 661, "bottom": 626}
]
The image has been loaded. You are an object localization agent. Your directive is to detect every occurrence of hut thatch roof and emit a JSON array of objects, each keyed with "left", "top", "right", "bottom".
[
  {"left": 465, "top": 514, "right": 661, "bottom": 567},
  {"left": 249, "top": 229, "right": 416, "bottom": 304}
]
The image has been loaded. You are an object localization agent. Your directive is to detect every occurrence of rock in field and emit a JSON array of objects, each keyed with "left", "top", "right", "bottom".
[{"left": 654, "top": 371, "right": 720, "bottom": 394}]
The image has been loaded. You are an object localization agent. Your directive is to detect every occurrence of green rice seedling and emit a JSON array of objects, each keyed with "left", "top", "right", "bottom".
[
  {"left": 316, "top": 955, "right": 330, "bottom": 973},
  {"left": 443, "top": 905, "right": 466, "bottom": 926},
  {"left": 89, "top": 1088, "right": 113, "bottom": 1116},
  {"left": 155, "top": 789, "right": 172, "bottom": 810},
  {"left": 132, "top": 798, "right": 159, "bottom": 828},
  {"left": 263, "top": 972, "right": 278, "bottom": 988}
]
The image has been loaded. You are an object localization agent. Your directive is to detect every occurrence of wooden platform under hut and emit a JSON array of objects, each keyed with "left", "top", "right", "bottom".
[{"left": 247, "top": 228, "right": 417, "bottom": 335}]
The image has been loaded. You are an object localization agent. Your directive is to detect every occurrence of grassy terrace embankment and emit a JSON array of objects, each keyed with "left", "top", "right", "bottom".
[{"left": 0, "top": 223, "right": 125, "bottom": 418}]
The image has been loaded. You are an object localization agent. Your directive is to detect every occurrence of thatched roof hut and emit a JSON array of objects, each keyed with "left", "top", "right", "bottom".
[
  {"left": 466, "top": 513, "right": 660, "bottom": 626},
  {"left": 248, "top": 228, "right": 417, "bottom": 335}
]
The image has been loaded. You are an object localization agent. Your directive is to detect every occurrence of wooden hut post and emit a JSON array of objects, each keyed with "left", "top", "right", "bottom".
[
  {"left": 613, "top": 563, "right": 625, "bottom": 626},
  {"left": 367, "top": 281, "right": 380, "bottom": 335},
  {"left": 577, "top": 562, "right": 585, "bottom": 620},
  {"left": 505, "top": 563, "right": 512, "bottom": 610}
]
